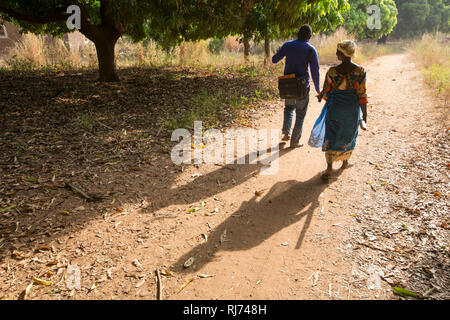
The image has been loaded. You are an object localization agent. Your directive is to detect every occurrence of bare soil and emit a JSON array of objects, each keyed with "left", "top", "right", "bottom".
[{"left": 0, "top": 54, "right": 448, "bottom": 300}]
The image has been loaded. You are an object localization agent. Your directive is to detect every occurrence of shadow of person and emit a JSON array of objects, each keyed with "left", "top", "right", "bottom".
[
  {"left": 0, "top": 66, "right": 289, "bottom": 262},
  {"left": 172, "top": 169, "right": 343, "bottom": 274},
  {"left": 0, "top": 134, "right": 291, "bottom": 262},
  {"left": 142, "top": 144, "right": 294, "bottom": 211}
]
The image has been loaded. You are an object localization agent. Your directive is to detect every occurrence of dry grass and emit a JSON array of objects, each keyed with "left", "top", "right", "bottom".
[
  {"left": 409, "top": 33, "right": 450, "bottom": 99},
  {"left": 224, "top": 36, "right": 241, "bottom": 52},
  {"left": 5, "top": 32, "right": 97, "bottom": 71},
  {"left": 311, "top": 27, "right": 403, "bottom": 66},
  {"left": 7, "top": 33, "right": 47, "bottom": 69},
  {"left": 311, "top": 28, "right": 354, "bottom": 65},
  {"left": 0, "top": 32, "right": 266, "bottom": 71},
  {"left": 1, "top": 29, "right": 406, "bottom": 73},
  {"left": 179, "top": 40, "right": 210, "bottom": 66}
]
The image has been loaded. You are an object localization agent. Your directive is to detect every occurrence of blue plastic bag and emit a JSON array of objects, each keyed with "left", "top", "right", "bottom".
[{"left": 308, "top": 103, "right": 328, "bottom": 148}]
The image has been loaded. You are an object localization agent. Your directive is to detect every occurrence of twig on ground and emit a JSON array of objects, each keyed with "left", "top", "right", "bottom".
[
  {"left": 65, "top": 183, "right": 94, "bottom": 201},
  {"left": 156, "top": 269, "right": 162, "bottom": 300},
  {"left": 96, "top": 120, "right": 113, "bottom": 130}
]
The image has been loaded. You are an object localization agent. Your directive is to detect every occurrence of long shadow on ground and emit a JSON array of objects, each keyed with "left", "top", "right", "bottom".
[
  {"left": 0, "top": 66, "right": 278, "bottom": 261},
  {"left": 171, "top": 170, "right": 343, "bottom": 274}
]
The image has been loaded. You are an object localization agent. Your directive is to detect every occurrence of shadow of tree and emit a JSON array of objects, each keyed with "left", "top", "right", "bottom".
[{"left": 0, "top": 66, "right": 282, "bottom": 262}]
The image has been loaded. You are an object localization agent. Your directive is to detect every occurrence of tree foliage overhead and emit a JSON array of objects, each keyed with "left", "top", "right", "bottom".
[
  {"left": 232, "top": 0, "right": 350, "bottom": 46},
  {"left": 275, "top": 0, "right": 351, "bottom": 38},
  {"left": 342, "top": 0, "right": 398, "bottom": 40},
  {"left": 0, "top": 0, "right": 157, "bottom": 41},
  {"left": 0, "top": 0, "right": 179, "bottom": 81},
  {"left": 164, "top": 0, "right": 350, "bottom": 60},
  {"left": 392, "top": 0, "right": 449, "bottom": 38},
  {"left": 0, "top": 0, "right": 354, "bottom": 79},
  {"left": 143, "top": 0, "right": 351, "bottom": 62}
]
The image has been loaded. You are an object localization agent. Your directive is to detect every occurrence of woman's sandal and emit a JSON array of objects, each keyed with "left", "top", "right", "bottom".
[{"left": 341, "top": 162, "right": 355, "bottom": 170}]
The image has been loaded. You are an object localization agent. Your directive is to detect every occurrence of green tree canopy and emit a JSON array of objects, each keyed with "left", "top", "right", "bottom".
[
  {"left": 146, "top": 0, "right": 351, "bottom": 62},
  {"left": 0, "top": 0, "right": 198, "bottom": 81},
  {"left": 392, "top": 0, "right": 449, "bottom": 38},
  {"left": 242, "top": 0, "right": 351, "bottom": 60},
  {"left": 342, "top": 0, "right": 398, "bottom": 40},
  {"left": 276, "top": 0, "right": 351, "bottom": 37},
  {"left": 0, "top": 0, "right": 158, "bottom": 81}
]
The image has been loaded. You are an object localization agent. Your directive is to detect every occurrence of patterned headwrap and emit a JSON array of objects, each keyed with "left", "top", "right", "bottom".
[{"left": 337, "top": 40, "right": 357, "bottom": 58}]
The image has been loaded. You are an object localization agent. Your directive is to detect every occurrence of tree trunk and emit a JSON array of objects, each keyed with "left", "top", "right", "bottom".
[
  {"left": 264, "top": 34, "right": 270, "bottom": 65},
  {"left": 377, "top": 34, "right": 388, "bottom": 44},
  {"left": 243, "top": 35, "right": 250, "bottom": 62},
  {"left": 93, "top": 34, "right": 119, "bottom": 82}
]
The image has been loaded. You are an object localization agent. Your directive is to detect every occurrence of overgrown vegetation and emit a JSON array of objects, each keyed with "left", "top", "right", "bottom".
[
  {"left": 2, "top": 28, "right": 405, "bottom": 72},
  {"left": 392, "top": 0, "right": 449, "bottom": 38},
  {"left": 159, "top": 86, "right": 275, "bottom": 132},
  {"left": 343, "top": 0, "right": 398, "bottom": 41},
  {"left": 0, "top": 0, "right": 352, "bottom": 81},
  {"left": 1, "top": 33, "right": 272, "bottom": 71},
  {"left": 410, "top": 33, "right": 450, "bottom": 99},
  {"left": 310, "top": 27, "right": 404, "bottom": 65}
]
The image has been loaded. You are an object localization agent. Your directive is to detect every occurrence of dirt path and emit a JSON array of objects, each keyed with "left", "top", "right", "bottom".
[
  {"left": 1, "top": 53, "right": 448, "bottom": 300},
  {"left": 165, "top": 53, "right": 448, "bottom": 300}
]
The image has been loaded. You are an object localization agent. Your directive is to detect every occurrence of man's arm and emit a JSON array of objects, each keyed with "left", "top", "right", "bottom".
[
  {"left": 272, "top": 43, "right": 286, "bottom": 64},
  {"left": 309, "top": 48, "right": 320, "bottom": 93}
]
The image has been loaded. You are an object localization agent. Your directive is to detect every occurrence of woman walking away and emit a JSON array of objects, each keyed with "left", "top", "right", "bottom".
[{"left": 317, "top": 40, "right": 368, "bottom": 180}]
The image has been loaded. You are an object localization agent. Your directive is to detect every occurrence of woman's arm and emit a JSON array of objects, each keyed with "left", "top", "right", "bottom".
[
  {"left": 318, "top": 69, "right": 332, "bottom": 102},
  {"left": 360, "top": 104, "right": 367, "bottom": 123},
  {"left": 357, "top": 69, "right": 368, "bottom": 122}
]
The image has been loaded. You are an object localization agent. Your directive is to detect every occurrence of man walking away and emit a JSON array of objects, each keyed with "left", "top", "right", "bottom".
[{"left": 272, "top": 24, "right": 320, "bottom": 148}]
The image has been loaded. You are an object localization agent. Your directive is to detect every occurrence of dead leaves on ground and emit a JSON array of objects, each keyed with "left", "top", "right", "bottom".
[{"left": 345, "top": 129, "right": 449, "bottom": 299}]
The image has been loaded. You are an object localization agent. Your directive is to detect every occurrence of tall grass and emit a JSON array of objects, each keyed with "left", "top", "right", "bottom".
[
  {"left": 7, "top": 33, "right": 47, "bottom": 70},
  {"left": 2, "top": 33, "right": 257, "bottom": 70},
  {"left": 311, "top": 27, "right": 403, "bottom": 65},
  {"left": 5, "top": 32, "right": 97, "bottom": 71},
  {"left": 311, "top": 28, "right": 353, "bottom": 65},
  {"left": 1, "top": 29, "right": 406, "bottom": 72},
  {"left": 409, "top": 33, "right": 449, "bottom": 99}
]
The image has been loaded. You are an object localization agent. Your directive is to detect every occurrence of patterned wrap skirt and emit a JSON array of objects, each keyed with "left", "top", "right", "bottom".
[{"left": 322, "top": 89, "right": 360, "bottom": 163}]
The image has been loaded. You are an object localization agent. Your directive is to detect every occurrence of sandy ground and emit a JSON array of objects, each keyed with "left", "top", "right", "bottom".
[{"left": 1, "top": 53, "right": 448, "bottom": 300}]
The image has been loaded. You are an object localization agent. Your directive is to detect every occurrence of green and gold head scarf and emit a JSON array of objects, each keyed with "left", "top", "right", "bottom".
[{"left": 337, "top": 40, "right": 357, "bottom": 58}]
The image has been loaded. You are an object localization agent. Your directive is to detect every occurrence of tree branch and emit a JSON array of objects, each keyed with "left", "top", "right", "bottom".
[
  {"left": 0, "top": 5, "right": 67, "bottom": 24},
  {"left": 100, "top": 0, "right": 124, "bottom": 35}
]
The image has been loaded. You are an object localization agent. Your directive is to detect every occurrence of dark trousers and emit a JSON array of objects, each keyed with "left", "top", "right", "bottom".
[{"left": 282, "top": 93, "right": 310, "bottom": 144}]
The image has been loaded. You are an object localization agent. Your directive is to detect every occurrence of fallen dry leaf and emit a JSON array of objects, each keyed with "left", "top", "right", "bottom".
[
  {"left": 46, "top": 260, "right": 58, "bottom": 266},
  {"left": 18, "top": 282, "right": 33, "bottom": 300},
  {"left": 178, "top": 277, "right": 195, "bottom": 293},
  {"left": 32, "top": 277, "right": 53, "bottom": 286},
  {"left": 89, "top": 281, "right": 100, "bottom": 292},
  {"left": 183, "top": 257, "right": 195, "bottom": 268},
  {"left": 12, "top": 250, "right": 25, "bottom": 260}
]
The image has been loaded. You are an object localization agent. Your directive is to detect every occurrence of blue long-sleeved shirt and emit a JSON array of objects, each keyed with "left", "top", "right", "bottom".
[{"left": 272, "top": 39, "right": 320, "bottom": 92}]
